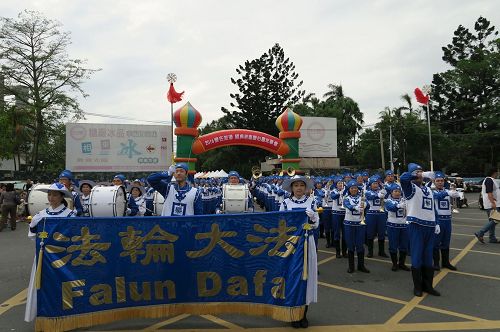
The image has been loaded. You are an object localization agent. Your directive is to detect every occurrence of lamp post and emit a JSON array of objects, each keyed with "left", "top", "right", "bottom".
[
  {"left": 422, "top": 84, "right": 433, "bottom": 171},
  {"left": 389, "top": 108, "right": 394, "bottom": 172}
]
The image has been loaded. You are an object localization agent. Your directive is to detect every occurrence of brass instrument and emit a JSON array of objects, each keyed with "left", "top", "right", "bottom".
[
  {"left": 271, "top": 168, "right": 282, "bottom": 176},
  {"left": 286, "top": 166, "right": 296, "bottom": 177},
  {"left": 252, "top": 167, "right": 262, "bottom": 179}
]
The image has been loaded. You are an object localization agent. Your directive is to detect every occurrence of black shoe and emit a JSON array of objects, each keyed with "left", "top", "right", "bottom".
[
  {"left": 299, "top": 316, "right": 309, "bottom": 328},
  {"left": 474, "top": 232, "right": 485, "bottom": 244},
  {"left": 398, "top": 252, "right": 410, "bottom": 271},
  {"left": 489, "top": 239, "right": 500, "bottom": 244},
  {"left": 422, "top": 267, "right": 441, "bottom": 296},
  {"left": 390, "top": 252, "right": 398, "bottom": 271},
  {"left": 291, "top": 321, "right": 301, "bottom": 328},
  {"left": 334, "top": 240, "right": 341, "bottom": 258},
  {"left": 347, "top": 251, "right": 355, "bottom": 273},
  {"left": 433, "top": 249, "right": 441, "bottom": 271},
  {"left": 441, "top": 249, "right": 457, "bottom": 270},
  {"left": 357, "top": 253, "right": 370, "bottom": 273},
  {"left": 367, "top": 239, "right": 374, "bottom": 258},
  {"left": 411, "top": 267, "right": 423, "bottom": 297},
  {"left": 378, "top": 240, "right": 389, "bottom": 258}
]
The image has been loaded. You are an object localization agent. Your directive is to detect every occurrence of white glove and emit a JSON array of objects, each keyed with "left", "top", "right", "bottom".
[
  {"left": 305, "top": 208, "right": 315, "bottom": 219},
  {"left": 126, "top": 208, "right": 132, "bottom": 215},
  {"left": 397, "top": 203, "right": 404, "bottom": 209},
  {"left": 435, "top": 224, "right": 440, "bottom": 234},
  {"left": 379, "top": 189, "right": 387, "bottom": 198},
  {"left": 422, "top": 171, "right": 435, "bottom": 180},
  {"left": 168, "top": 165, "right": 176, "bottom": 176},
  {"left": 215, "top": 209, "right": 222, "bottom": 214}
]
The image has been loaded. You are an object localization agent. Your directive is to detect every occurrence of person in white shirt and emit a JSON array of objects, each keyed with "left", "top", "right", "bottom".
[
  {"left": 25, "top": 183, "right": 76, "bottom": 322},
  {"left": 279, "top": 175, "right": 318, "bottom": 329}
]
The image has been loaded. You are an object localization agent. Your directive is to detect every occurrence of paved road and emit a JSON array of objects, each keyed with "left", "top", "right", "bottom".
[{"left": 1, "top": 192, "right": 499, "bottom": 331}]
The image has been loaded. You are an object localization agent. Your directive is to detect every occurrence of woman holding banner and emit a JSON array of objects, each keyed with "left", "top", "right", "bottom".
[
  {"left": 25, "top": 183, "right": 77, "bottom": 322},
  {"left": 279, "top": 175, "right": 318, "bottom": 329}
]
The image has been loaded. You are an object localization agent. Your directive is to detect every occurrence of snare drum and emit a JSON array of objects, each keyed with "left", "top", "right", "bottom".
[
  {"left": 153, "top": 191, "right": 165, "bottom": 216},
  {"left": 27, "top": 184, "right": 74, "bottom": 216},
  {"left": 222, "top": 184, "right": 249, "bottom": 213},
  {"left": 89, "top": 185, "right": 127, "bottom": 217}
]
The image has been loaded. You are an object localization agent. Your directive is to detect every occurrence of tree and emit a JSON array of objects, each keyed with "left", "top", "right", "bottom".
[
  {"left": 222, "top": 44, "right": 305, "bottom": 135},
  {"left": 0, "top": 10, "right": 98, "bottom": 171},
  {"left": 431, "top": 16, "right": 499, "bottom": 174}
]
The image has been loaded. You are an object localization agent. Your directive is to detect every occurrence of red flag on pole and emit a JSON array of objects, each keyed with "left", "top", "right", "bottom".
[
  {"left": 414, "top": 88, "right": 430, "bottom": 105},
  {"left": 167, "top": 83, "right": 184, "bottom": 104}
]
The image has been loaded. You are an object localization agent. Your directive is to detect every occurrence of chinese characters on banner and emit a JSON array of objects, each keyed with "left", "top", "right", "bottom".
[{"left": 35, "top": 211, "right": 309, "bottom": 331}]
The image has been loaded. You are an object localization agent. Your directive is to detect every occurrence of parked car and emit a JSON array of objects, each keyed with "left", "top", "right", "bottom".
[
  {"left": 478, "top": 178, "right": 500, "bottom": 210},
  {"left": 463, "top": 177, "right": 484, "bottom": 193}
]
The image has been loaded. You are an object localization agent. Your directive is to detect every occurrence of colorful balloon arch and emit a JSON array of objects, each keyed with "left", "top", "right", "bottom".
[{"left": 172, "top": 102, "right": 302, "bottom": 174}]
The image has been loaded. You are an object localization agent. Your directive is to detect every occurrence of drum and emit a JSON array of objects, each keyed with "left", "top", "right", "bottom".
[
  {"left": 89, "top": 185, "right": 127, "bottom": 217},
  {"left": 222, "top": 184, "right": 249, "bottom": 213},
  {"left": 27, "top": 184, "right": 75, "bottom": 216},
  {"left": 153, "top": 191, "right": 165, "bottom": 216}
]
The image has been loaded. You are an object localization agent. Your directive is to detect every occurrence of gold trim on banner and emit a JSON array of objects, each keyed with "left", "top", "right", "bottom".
[{"left": 35, "top": 302, "right": 305, "bottom": 332}]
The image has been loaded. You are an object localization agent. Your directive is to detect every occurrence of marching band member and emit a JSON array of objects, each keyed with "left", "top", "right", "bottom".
[
  {"left": 147, "top": 163, "right": 203, "bottom": 216},
  {"left": 279, "top": 175, "right": 318, "bottom": 329},
  {"left": 365, "top": 176, "right": 388, "bottom": 258},
  {"left": 112, "top": 174, "right": 127, "bottom": 187},
  {"left": 24, "top": 183, "right": 76, "bottom": 322},
  {"left": 400, "top": 163, "right": 441, "bottom": 297},
  {"left": 432, "top": 172, "right": 461, "bottom": 271},
  {"left": 78, "top": 180, "right": 95, "bottom": 217},
  {"left": 58, "top": 169, "right": 83, "bottom": 216},
  {"left": 385, "top": 184, "right": 410, "bottom": 271},
  {"left": 314, "top": 180, "right": 327, "bottom": 239},
  {"left": 128, "top": 186, "right": 146, "bottom": 217},
  {"left": 343, "top": 180, "right": 370, "bottom": 274},
  {"left": 330, "top": 177, "right": 347, "bottom": 257},
  {"left": 217, "top": 171, "right": 254, "bottom": 213},
  {"left": 113, "top": 174, "right": 139, "bottom": 216}
]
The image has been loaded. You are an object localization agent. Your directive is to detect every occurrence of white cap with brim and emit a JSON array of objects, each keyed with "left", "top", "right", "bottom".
[
  {"left": 281, "top": 175, "right": 314, "bottom": 193},
  {"left": 37, "top": 183, "right": 73, "bottom": 198}
]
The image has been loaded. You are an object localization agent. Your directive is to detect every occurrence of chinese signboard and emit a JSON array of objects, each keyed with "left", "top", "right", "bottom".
[
  {"left": 299, "top": 117, "right": 337, "bottom": 158},
  {"left": 66, "top": 123, "right": 172, "bottom": 172}
]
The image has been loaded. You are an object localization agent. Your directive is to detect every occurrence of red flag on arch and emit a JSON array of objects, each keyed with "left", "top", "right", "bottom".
[
  {"left": 167, "top": 83, "right": 184, "bottom": 104},
  {"left": 414, "top": 88, "right": 430, "bottom": 105}
]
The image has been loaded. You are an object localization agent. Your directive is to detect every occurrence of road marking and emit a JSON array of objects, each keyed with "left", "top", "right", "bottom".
[
  {"left": 200, "top": 314, "right": 244, "bottom": 329},
  {"left": 453, "top": 223, "right": 480, "bottom": 228},
  {"left": 318, "top": 249, "right": 335, "bottom": 255},
  {"left": 450, "top": 247, "right": 500, "bottom": 256},
  {"left": 451, "top": 232, "right": 474, "bottom": 237},
  {"left": 384, "top": 237, "right": 477, "bottom": 326},
  {"left": 141, "top": 314, "right": 190, "bottom": 330},
  {"left": 318, "top": 281, "right": 407, "bottom": 305},
  {"left": 0, "top": 288, "right": 27, "bottom": 316},
  {"left": 318, "top": 255, "right": 337, "bottom": 265},
  {"left": 449, "top": 270, "right": 500, "bottom": 282}
]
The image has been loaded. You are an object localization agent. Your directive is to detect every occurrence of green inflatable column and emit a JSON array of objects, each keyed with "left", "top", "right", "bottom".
[
  {"left": 173, "top": 101, "right": 202, "bottom": 175},
  {"left": 275, "top": 108, "right": 303, "bottom": 174}
]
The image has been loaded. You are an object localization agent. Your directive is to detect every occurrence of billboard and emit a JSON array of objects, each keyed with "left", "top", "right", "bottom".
[
  {"left": 299, "top": 117, "right": 337, "bottom": 158},
  {"left": 66, "top": 123, "right": 172, "bottom": 172}
]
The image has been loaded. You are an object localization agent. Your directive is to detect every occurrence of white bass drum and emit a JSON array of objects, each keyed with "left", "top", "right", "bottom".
[
  {"left": 27, "top": 184, "right": 74, "bottom": 216},
  {"left": 222, "top": 184, "right": 249, "bottom": 213},
  {"left": 153, "top": 191, "right": 165, "bottom": 216},
  {"left": 89, "top": 185, "right": 127, "bottom": 217}
]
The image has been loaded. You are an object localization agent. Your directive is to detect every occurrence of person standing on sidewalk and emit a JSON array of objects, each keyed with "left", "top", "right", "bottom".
[{"left": 475, "top": 168, "right": 499, "bottom": 244}]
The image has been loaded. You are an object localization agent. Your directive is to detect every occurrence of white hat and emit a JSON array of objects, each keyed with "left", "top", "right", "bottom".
[
  {"left": 281, "top": 175, "right": 314, "bottom": 193},
  {"left": 38, "top": 183, "right": 73, "bottom": 198}
]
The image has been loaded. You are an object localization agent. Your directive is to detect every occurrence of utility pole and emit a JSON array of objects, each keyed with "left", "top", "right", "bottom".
[{"left": 380, "top": 129, "right": 385, "bottom": 170}]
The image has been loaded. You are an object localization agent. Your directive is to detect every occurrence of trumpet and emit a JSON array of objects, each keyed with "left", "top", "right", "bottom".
[
  {"left": 252, "top": 167, "right": 262, "bottom": 179},
  {"left": 271, "top": 168, "right": 282, "bottom": 176},
  {"left": 286, "top": 166, "right": 296, "bottom": 177}
]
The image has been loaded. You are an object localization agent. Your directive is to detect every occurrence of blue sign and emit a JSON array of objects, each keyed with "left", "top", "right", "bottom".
[{"left": 35, "top": 211, "right": 309, "bottom": 330}]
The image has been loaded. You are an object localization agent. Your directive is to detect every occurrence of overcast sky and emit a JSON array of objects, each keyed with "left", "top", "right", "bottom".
[{"left": 2, "top": 1, "right": 499, "bottom": 128}]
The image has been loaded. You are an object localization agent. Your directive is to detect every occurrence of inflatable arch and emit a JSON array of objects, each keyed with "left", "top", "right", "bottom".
[{"left": 173, "top": 102, "right": 303, "bottom": 174}]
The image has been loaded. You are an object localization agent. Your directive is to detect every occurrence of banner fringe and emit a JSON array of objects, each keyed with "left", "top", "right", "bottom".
[
  {"left": 35, "top": 303, "right": 305, "bottom": 332},
  {"left": 35, "top": 247, "right": 43, "bottom": 289}
]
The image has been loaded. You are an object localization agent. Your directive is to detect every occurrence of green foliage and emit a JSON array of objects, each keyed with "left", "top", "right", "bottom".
[
  {"left": 293, "top": 84, "right": 363, "bottom": 165},
  {"left": 431, "top": 16, "right": 499, "bottom": 174},
  {"left": 0, "top": 10, "right": 98, "bottom": 171}
]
